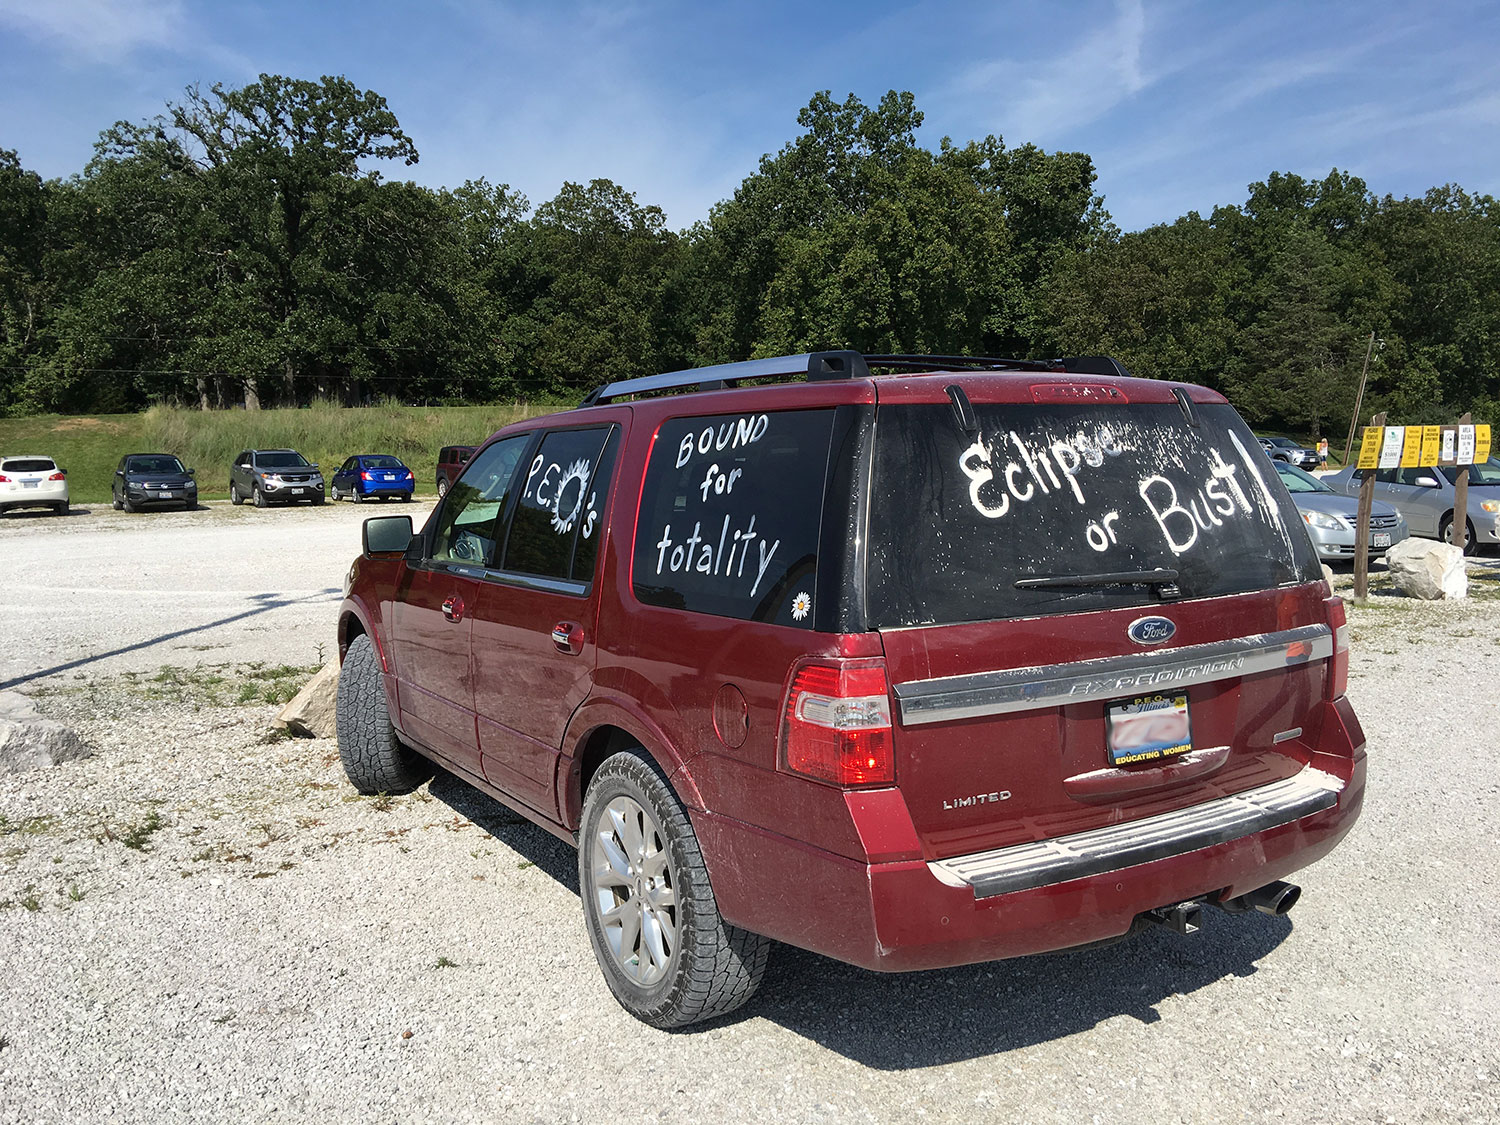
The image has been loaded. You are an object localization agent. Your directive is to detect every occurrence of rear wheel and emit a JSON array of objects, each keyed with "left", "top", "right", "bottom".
[
  {"left": 436, "top": 477, "right": 449, "bottom": 499},
  {"left": 1440, "top": 514, "right": 1478, "bottom": 556},
  {"left": 53, "top": 501, "right": 69, "bottom": 516},
  {"left": 336, "top": 634, "right": 432, "bottom": 794},
  {"left": 579, "top": 750, "right": 769, "bottom": 1028}
]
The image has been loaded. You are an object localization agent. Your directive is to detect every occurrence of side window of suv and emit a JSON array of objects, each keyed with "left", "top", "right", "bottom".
[
  {"left": 500, "top": 427, "right": 618, "bottom": 583},
  {"left": 632, "top": 409, "right": 834, "bottom": 627},
  {"left": 431, "top": 437, "right": 530, "bottom": 566}
]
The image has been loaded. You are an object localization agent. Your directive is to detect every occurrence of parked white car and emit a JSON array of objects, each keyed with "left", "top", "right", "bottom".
[{"left": 0, "top": 455, "right": 69, "bottom": 516}]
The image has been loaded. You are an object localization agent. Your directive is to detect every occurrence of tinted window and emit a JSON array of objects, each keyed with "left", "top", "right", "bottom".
[
  {"left": 361, "top": 455, "right": 404, "bottom": 469},
  {"left": 3, "top": 459, "right": 55, "bottom": 473},
  {"left": 632, "top": 410, "right": 833, "bottom": 627},
  {"left": 502, "top": 427, "right": 616, "bottom": 581},
  {"left": 125, "top": 456, "right": 185, "bottom": 473},
  {"left": 257, "top": 451, "right": 310, "bottom": 469},
  {"left": 431, "top": 437, "right": 530, "bottom": 566},
  {"left": 868, "top": 402, "right": 1322, "bottom": 627}
]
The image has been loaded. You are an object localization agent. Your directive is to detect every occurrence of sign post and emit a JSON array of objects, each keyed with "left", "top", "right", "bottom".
[
  {"left": 1453, "top": 412, "right": 1472, "bottom": 554},
  {"left": 1352, "top": 412, "right": 1385, "bottom": 602}
]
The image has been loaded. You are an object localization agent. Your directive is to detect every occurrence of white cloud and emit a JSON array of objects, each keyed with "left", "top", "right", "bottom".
[{"left": 0, "top": 0, "right": 189, "bottom": 61}]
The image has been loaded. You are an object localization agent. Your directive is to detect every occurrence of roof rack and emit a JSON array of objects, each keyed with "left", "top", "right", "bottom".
[{"left": 577, "top": 351, "right": 1127, "bottom": 406}]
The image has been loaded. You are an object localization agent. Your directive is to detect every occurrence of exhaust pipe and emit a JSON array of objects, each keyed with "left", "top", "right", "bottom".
[{"left": 1217, "top": 880, "right": 1301, "bottom": 916}]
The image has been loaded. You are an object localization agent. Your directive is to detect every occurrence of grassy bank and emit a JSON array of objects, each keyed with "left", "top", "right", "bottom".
[{"left": 0, "top": 401, "right": 559, "bottom": 504}]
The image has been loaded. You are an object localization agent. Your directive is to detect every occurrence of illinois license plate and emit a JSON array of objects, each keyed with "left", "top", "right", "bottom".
[
  {"left": 1372, "top": 532, "right": 1392, "bottom": 548},
  {"left": 1106, "top": 694, "right": 1193, "bottom": 766},
  {"left": 158, "top": 491, "right": 173, "bottom": 499}
]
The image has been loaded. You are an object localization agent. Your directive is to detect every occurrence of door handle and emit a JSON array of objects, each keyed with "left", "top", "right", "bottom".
[
  {"left": 552, "top": 621, "right": 584, "bottom": 654},
  {"left": 441, "top": 595, "right": 466, "bottom": 622}
]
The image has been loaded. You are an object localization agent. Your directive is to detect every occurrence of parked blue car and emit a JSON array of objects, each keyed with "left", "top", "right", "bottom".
[{"left": 330, "top": 455, "right": 415, "bottom": 502}]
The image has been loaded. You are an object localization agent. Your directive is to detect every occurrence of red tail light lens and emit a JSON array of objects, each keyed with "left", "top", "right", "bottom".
[
  {"left": 48, "top": 472, "right": 66, "bottom": 481},
  {"left": 360, "top": 471, "right": 374, "bottom": 481},
  {"left": 780, "top": 659, "right": 894, "bottom": 787},
  {"left": 0, "top": 474, "right": 10, "bottom": 483},
  {"left": 1325, "top": 596, "right": 1349, "bottom": 699}
]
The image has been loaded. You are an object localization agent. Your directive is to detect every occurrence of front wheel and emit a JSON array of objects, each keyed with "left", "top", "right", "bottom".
[
  {"left": 336, "top": 634, "right": 432, "bottom": 794},
  {"left": 1440, "top": 514, "right": 1478, "bottom": 556},
  {"left": 230, "top": 482, "right": 243, "bottom": 506},
  {"left": 121, "top": 494, "right": 136, "bottom": 514},
  {"left": 253, "top": 484, "right": 267, "bottom": 508},
  {"left": 436, "top": 478, "right": 448, "bottom": 499},
  {"left": 579, "top": 751, "right": 769, "bottom": 1028}
]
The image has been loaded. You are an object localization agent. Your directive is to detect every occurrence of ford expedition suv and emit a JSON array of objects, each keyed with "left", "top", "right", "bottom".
[{"left": 335, "top": 352, "right": 1366, "bottom": 1028}]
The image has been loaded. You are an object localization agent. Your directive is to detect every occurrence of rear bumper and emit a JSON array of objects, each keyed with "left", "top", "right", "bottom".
[
  {"left": 697, "top": 700, "right": 1365, "bottom": 972},
  {"left": 0, "top": 483, "right": 68, "bottom": 510}
]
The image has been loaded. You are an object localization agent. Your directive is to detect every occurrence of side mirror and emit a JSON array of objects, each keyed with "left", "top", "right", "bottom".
[
  {"left": 188, "top": 468, "right": 196, "bottom": 476},
  {"left": 363, "top": 515, "right": 414, "bottom": 556},
  {"left": 1414, "top": 475, "right": 1440, "bottom": 488}
]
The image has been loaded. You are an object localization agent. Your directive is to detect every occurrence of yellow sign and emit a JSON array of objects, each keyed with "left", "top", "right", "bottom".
[
  {"left": 1356, "top": 426, "right": 1383, "bottom": 470},
  {"left": 1399, "top": 426, "right": 1422, "bottom": 467},
  {"left": 1419, "top": 425, "right": 1441, "bottom": 467},
  {"left": 1478, "top": 424, "right": 1493, "bottom": 463}
]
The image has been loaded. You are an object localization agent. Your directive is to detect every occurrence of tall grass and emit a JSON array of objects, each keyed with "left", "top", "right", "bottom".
[{"left": 1, "top": 399, "right": 563, "bottom": 503}]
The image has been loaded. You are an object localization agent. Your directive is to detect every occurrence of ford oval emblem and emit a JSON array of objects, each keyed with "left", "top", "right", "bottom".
[{"left": 1128, "top": 616, "right": 1177, "bottom": 645}]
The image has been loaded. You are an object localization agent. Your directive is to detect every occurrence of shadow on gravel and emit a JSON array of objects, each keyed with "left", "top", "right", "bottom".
[
  {"left": 0, "top": 506, "right": 93, "bottom": 520},
  {"left": 424, "top": 766, "right": 1294, "bottom": 1067},
  {"left": 428, "top": 769, "right": 577, "bottom": 892},
  {"left": 0, "top": 587, "right": 343, "bottom": 690}
]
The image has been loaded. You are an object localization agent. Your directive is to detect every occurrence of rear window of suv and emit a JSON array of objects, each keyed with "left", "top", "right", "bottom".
[
  {"left": 632, "top": 409, "right": 833, "bottom": 627},
  {"left": 868, "top": 401, "right": 1321, "bottom": 627},
  {"left": 2, "top": 459, "right": 55, "bottom": 472}
]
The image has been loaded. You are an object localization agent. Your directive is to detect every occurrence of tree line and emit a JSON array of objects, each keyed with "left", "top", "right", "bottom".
[{"left": 2, "top": 74, "right": 1497, "bottom": 432}]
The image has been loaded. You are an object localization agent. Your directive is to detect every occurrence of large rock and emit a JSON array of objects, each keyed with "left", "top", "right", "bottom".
[
  {"left": 1384, "top": 539, "right": 1467, "bottom": 600},
  {"left": 274, "top": 660, "right": 340, "bottom": 738},
  {"left": 0, "top": 691, "right": 90, "bottom": 774}
]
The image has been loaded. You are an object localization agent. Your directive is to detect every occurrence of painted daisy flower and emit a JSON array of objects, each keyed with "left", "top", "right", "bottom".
[{"left": 791, "top": 591, "right": 811, "bottom": 620}]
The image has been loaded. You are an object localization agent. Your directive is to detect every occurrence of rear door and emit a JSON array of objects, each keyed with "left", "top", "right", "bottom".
[
  {"left": 471, "top": 424, "right": 621, "bottom": 815},
  {"left": 866, "top": 384, "right": 1331, "bottom": 860}
]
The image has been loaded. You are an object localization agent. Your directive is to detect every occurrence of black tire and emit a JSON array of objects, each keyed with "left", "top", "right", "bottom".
[
  {"left": 230, "top": 482, "right": 243, "bottom": 506},
  {"left": 578, "top": 750, "right": 769, "bottom": 1028},
  {"left": 1440, "top": 514, "right": 1478, "bottom": 556},
  {"left": 253, "top": 483, "right": 267, "bottom": 508},
  {"left": 336, "top": 634, "right": 432, "bottom": 794},
  {"left": 313, "top": 494, "right": 325, "bottom": 506},
  {"left": 121, "top": 494, "right": 136, "bottom": 513},
  {"left": 112, "top": 491, "right": 122, "bottom": 511},
  {"left": 401, "top": 493, "right": 413, "bottom": 502}
]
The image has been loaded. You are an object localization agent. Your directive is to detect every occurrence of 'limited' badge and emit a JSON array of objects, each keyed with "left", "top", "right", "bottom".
[{"left": 1127, "top": 616, "right": 1177, "bottom": 645}]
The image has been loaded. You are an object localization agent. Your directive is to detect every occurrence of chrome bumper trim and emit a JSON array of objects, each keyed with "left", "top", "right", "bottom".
[
  {"left": 893, "top": 624, "right": 1332, "bottom": 726},
  {"left": 928, "top": 768, "right": 1343, "bottom": 899}
]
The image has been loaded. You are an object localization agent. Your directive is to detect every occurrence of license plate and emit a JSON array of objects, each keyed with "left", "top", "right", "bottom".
[
  {"left": 1106, "top": 694, "right": 1193, "bottom": 766},
  {"left": 158, "top": 491, "right": 174, "bottom": 499},
  {"left": 291, "top": 488, "right": 304, "bottom": 495},
  {"left": 22, "top": 481, "right": 39, "bottom": 488},
  {"left": 1372, "top": 532, "right": 1391, "bottom": 548},
  {"left": 383, "top": 473, "right": 395, "bottom": 481}
]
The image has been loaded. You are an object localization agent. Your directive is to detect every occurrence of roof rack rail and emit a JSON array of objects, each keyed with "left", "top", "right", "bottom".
[
  {"left": 579, "top": 350, "right": 868, "bottom": 407},
  {"left": 863, "top": 354, "right": 1060, "bottom": 373},
  {"left": 576, "top": 351, "right": 1132, "bottom": 407}
]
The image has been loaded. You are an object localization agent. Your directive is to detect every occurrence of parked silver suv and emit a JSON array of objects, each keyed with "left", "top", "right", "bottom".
[{"left": 229, "top": 449, "right": 325, "bottom": 507}]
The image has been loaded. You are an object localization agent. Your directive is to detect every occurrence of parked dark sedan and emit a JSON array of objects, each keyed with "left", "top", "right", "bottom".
[
  {"left": 112, "top": 453, "right": 197, "bottom": 512},
  {"left": 331, "top": 454, "right": 415, "bottom": 502},
  {"left": 1258, "top": 436, "right": 1321, "bottom": 469}
]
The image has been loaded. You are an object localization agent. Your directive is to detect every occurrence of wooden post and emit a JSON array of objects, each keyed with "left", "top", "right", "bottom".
[
  {"left": 1342, "top": 331, "right": 1378, "bottom": 466},
  {"left": 1353, "top": 410, "right": 1385, "bottom": 602},
  {"left": 1453, "top": 411, "right": 1472, "bottom": 554}
]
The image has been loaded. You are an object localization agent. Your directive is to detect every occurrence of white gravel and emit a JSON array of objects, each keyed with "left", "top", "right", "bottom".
[{"left": 1, "top": 508, "right": 1499, "bottom": 1123}]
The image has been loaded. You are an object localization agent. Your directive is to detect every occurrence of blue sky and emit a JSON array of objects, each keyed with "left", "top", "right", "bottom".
[{"left": 1, "top": 0, "right": 1496, "bottom": 232}]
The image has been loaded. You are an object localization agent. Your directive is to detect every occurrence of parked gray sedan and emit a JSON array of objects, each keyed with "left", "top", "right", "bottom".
[
  {"left": 1274, "top": 462, "right": 1408, "bottom": 562},
  {"left": 1322, "top": 458, "right": 1500, "bottom": 555}
]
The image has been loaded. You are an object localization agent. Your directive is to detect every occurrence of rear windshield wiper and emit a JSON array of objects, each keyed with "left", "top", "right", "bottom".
[{"left": 1014, "top": 568, "right": 1180, "bottom": 593}]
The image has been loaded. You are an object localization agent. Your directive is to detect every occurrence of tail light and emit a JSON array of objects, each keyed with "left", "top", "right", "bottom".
[
  {"left": 360, "top": 471, "right": 374, "bottom": 481},
  {"left": 1325, "top": 596, "right": 1349, "bottom": 700},
  {"left": 48, "top": 472, "right": 66, "bottom": 481},
  {"left": 0, "top": 474, "right": 9, "bottom": 483},
  {"left": 780, "top": 659, "right": 894, "bottom": 787},
  {"left": 404, "top": 470, "right": 414, "bottom": 479}
]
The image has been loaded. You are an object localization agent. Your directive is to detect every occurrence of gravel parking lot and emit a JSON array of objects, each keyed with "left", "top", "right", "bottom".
[{"left": 1, "top": 506, "right": 1498, "bottom": 1123}]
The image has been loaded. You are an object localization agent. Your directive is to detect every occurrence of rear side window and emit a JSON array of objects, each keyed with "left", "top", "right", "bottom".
[
  {"left": 501, "top": 427, "right": 618, "bottom": 582},
  {"left": 868, "top": 401, "right": 1322, "bottom": 627},
  {"left": 632, "top": 409, "right": 834, "bottom": 627},
  {"left": 3, "top": 459, "right": 56, "bottom": 472}
]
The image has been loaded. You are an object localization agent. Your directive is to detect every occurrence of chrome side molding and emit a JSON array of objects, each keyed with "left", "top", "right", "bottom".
[{"left": 893, "top": 624, "right": 1332, "bottom": 726}]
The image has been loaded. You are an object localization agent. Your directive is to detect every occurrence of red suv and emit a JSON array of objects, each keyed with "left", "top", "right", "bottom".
[{"left": 336, "top": 352, "right": 1366, "bottom": 1028}]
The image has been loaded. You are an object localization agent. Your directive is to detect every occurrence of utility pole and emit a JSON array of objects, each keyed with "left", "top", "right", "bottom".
[{"left": 1341, "top": 331, "right": 1378, "bottom": 466}]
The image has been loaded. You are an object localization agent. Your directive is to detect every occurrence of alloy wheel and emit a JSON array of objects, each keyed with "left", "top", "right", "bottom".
[{"left": 588, "top": 795, "right": 678, "bottom": 986}]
